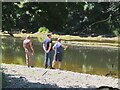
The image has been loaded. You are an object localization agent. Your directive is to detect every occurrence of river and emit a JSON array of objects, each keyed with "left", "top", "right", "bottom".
[{"left": 1, "top": 36, "right": 119, "bottom": 77}]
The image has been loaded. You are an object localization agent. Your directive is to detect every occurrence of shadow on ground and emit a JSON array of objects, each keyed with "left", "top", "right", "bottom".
[{"left": 1, "top": 72, "right": 119, "bottom": 90}]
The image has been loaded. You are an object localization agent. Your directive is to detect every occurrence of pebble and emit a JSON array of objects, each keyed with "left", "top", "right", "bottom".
[{"left": 2, "top": 64, "right": 119, "bottom": 89}]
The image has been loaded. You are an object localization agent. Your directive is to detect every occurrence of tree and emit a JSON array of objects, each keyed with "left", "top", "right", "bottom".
[{"left": 2, "top": 2, "right": 120, "bottom": 36}]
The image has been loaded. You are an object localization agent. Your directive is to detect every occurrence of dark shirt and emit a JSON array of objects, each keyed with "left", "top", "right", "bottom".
[{"left": 43, "top": 38, "right": 52, "bottom": 51}]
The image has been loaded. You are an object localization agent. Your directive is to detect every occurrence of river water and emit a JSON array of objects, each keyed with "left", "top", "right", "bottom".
[{"left": 1, "top": 36, "right": 119, "bottom": 77}]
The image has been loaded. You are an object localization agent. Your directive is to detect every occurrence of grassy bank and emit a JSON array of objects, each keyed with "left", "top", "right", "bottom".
[{"left": 1, "top": 32, "right": 119, "bottom": 47}]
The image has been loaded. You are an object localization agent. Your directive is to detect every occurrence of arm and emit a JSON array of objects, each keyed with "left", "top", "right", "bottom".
[
  {"left": 46, "top": 43, "right": 52, "bottom": 53},
  {"left": 23, "top": 43, "right": 28, "bottom": 52},
  {"left": 52, "top": 44, "right": 56, "bottom": 50},
  {"left": 62, "top": 44, "right": 68, "bottom": 50},
  {"left": 30, "top": 41, "right": 34, "bottom": 55},
  {"left": 43, "top": 44, "right": 46, "bottom": 52},
  {"left": 23, "top": 44, "right": 26, "bottom": 49}
]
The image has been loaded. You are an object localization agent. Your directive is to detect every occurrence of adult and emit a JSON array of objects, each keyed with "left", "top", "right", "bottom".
[
  {"left": 52, "top": 38, "right": 67, "bottom": 70},
  {"left": 23, "top": 35, "right": 34, "bottom": 67},
  {"left": 43, "top": 34, "right": 53, "bottom": 69}
]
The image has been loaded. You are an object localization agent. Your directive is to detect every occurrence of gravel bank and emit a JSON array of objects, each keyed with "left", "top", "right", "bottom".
[{"left": 1, "top": 64, "right": 119, "bottom": 89}]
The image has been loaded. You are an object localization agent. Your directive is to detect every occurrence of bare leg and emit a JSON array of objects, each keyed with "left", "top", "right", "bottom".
[
  {"left": 58, "top": 61, "right": 61, "bottom": 69},
  {"left": 52, "top": 60, "right": 56, "bottom": 68}
]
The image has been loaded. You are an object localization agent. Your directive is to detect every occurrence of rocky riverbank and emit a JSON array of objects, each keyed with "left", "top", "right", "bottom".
[{"left": 1, "top": 64, "right": 119, "bottom": 89}]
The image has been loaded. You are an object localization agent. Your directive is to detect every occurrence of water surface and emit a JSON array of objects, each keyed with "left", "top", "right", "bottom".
[{"left": 1, "top": 36, "right": 119, "bottom": 77}]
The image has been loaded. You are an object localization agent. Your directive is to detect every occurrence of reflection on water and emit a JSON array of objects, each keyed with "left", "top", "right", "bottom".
[{"left": 1, "top": 36, "right": 119, "bottom": 77}]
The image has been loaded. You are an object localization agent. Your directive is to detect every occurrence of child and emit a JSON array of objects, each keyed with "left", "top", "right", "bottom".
[{"left": 52, "top": 38, "right": 68, "bottom": 70}]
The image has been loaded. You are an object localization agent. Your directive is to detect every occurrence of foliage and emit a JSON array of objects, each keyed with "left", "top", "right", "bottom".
[
  {"left": 113, "top": 29, "right": 120, "bottom": 36},
  {"left": 2, "top": 2, "right": 120, "bottom": 36},
  {"left": 38, "top": 27, "right": 49, "bottom": 33}
]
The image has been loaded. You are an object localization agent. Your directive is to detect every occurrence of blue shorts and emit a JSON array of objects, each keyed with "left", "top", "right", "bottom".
[{"left": 54, "top": 52, "right": 62, "bottom": 62}]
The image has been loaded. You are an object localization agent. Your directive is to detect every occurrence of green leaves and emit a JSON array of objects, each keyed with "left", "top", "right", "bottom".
[
  {"left": 38, "top": 27, "right": 49, "bottom": 33},
  {"left": 2, "top": 2, "right": 120, "bottom": 36}
]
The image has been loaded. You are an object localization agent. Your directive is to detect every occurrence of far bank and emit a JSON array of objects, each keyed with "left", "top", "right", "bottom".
[{"left": 1, "top": 32, "right": 119, "bottom": 48}]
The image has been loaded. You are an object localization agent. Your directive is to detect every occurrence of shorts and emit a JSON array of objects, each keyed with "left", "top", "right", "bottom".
[{"left": 54, "top": 52, "right": 62, "bottom": 62}]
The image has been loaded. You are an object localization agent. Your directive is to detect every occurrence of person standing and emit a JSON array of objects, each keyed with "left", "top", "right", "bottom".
[
  {"left": 52, "top": 38, "right": 68, "bottom": 70},
  {"left": 23, "top": 35, "right": 34, "bottom": 67},
  {"left": 43, "top": 34, "right": 53, "bottom": 69}
]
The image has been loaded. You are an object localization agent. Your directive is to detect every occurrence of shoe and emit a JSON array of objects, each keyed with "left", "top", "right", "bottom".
[
  {"left": 31, "top": 66, "right": 34, "bottom": 68},
  {"left": 51, "top": 67, "right": 55, "bottom": 69},
  {"left": 45, "top": 65, "right": 47, "bottom": 69}
]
